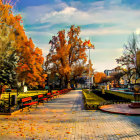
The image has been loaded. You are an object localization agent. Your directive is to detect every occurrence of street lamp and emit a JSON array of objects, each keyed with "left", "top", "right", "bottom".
[
  {"left": 85, "top": 39, "right": 94, "bottom": 94},
  {"left": 88, "top": 48, "right": 91, "bottom": 94},
  {"left": 47, "top": 71, "right": 51, "bottom": 92}
]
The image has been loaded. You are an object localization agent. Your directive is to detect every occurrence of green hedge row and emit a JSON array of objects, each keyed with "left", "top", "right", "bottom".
[
  {"left": 97, "top": 89, "right": 134, "bottom": 101},
  {"left": 82, "top": 89, "right": 105, "bottom": 109}
]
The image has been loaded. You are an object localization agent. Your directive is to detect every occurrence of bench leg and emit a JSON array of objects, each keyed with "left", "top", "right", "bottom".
[
  {"left": 28, "top": 106, "right": 30, "bottom": 112},
  {"left": 20, "top": 107, "right": 23, "bottom": 112}
]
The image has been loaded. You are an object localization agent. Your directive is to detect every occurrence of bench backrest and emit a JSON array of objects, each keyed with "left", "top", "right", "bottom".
[
  {"left": 47, "top": 93, "right": 51, "bottom": 95},
  {"left": 38, "top": 94, "right": 44, "bottom": 98},
  {"left": 21, "top": 97, "right": 32, "bottom": 102}
]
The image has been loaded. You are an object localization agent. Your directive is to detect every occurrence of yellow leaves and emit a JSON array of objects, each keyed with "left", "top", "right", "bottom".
[
  {"left": 66, "top": 132, "right": 71, "bottom": 134},
  {"left": 9, "top": 32, "right": 15, "bottom": 41}
]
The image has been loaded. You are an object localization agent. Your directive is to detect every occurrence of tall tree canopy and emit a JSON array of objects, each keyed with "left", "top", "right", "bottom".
[
  {"left": 45, "top": 25, "right": 94, "bottom": 88},
  {"left": 0, "top": 23, "right": 17, "bottom": 88},
  {"left": 0, "top": 1, "right": 46, "bottom": 89},
  {"left": 94, "top": 72, "right": 106, "bottom": 84},
  {"left": 116, "top": 34, "right": 140, "bottom": 83}
]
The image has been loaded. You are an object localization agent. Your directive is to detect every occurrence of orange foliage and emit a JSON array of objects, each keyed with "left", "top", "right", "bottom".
[
  {"left": 94, "top": 72, "right": 106, "bottom": 84},
  {"left": 46, "top": 25, "right": 95, "bottom": 87},
  {"left": 0, "top": 2, "right": 46, "bottom": 88}
]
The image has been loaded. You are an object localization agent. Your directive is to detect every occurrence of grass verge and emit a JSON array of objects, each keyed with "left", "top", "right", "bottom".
[
  {"left": 0, "top": 90, "right": 58, "bottom": 105},
  {"left": 82, "top": 89, "right": 105, "bottom": 110}
]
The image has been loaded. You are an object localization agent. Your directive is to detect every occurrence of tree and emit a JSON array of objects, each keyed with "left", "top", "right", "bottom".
[
  {"left": 110, "top": 71, "right": 125, "bottom": 87},
  {"left": 71, "top": 62, "right": 87, "bottom": 88},
  {"left": 94, "top": 72, "right": 106, "bottom": 84},
  {"left": 0, "top": 23, "right": 17, "bottom": 94},
  {"left": 45, "top": 25, "right": 94, "bottom": 88},
  {"left": 16, "top": 38, "right": 46, "bottom": 88},
  {"left": 0, "top": 1, "right": 46, "bottom": 89},
  {"left": 116, "top": 33, "right": 140, "bottom": 84}
]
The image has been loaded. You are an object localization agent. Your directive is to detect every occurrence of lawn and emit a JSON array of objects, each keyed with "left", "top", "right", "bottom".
[
  {"left": 0, "top": 90, "right": 58, "bottom": 105},
  {"left": 82, "top": 89, "right": 105, "bottom": 109}
]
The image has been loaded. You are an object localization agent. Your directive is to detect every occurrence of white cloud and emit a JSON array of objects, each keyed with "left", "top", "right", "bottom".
[
  {"left": 93, "top": 61, "right": 118, "bottom": 72},
  {"left": 22, "top": 1, "right": 140, "bottom": 37},
  {"left": 90, "top": 48, "right": 123, "bottom": 72},
  {"left": 36, "top": 44, "right": 50, "bottom": 58},
  {"left": 17, "top": 0, "right": 140, "bottom": 71},
  {"left": 136, "top": 28, "right": 140, "bottom": 35},
  {"left": 26, "top": 31, "right": 54, "bottom": 37},
  {"left": 81, "top": 28, "right": 131, "bottom": 36},
  {"left": 40, "top": 7, "right": 77, "bottom": 23}
]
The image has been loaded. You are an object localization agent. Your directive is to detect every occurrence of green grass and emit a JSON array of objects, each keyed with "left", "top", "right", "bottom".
[
  {"left": 82, "top": 89, "right": 105, "bottom": 109},
  {"left": 0, "top": 90, "right": 57, "bottom": 105}
]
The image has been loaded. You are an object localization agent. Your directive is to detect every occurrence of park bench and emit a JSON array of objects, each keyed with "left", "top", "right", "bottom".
[
  {"left": 46, "top": 92, "right": 54, "bottom": 99},
  {"left": 38, "top": 94, "right": 48, "bottom": 104},
  {"left": 21, "top": 97, "right": 38, "bottom": 111},
  {"left": 52, "top": 91, "right": 60, "bottom": 98}
]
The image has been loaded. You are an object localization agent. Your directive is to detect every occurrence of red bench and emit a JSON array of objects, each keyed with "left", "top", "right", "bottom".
[
  {"left": 52, "top": 91, "right": 59, "bottom": 98},
  {"left": 47, "top": 92, "right": 54, "bottom": 99},
  {"left": 21, "top": 97, "right": 38, "bottom": 111},
  {"left": 38, "top": 94, "right": 48, "bottom": 104}
]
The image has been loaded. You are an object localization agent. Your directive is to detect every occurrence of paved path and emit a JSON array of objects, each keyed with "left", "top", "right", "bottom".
[{"left": 0, "top": 90, "right": 140, "bottom": 140}]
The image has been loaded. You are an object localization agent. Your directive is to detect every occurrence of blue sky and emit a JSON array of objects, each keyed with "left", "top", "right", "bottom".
[{"left": 13, "top": 0, "right": 140, "bottom": 72}]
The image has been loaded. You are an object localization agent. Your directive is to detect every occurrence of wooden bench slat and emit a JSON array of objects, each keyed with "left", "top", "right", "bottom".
[{"left": 22, "top": 97, "right": 32, "bottom": 102}]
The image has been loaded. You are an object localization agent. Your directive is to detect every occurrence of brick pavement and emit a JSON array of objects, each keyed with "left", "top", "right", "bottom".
[{"left": 0, "top": 90, "right": 140, "bottom": 140}]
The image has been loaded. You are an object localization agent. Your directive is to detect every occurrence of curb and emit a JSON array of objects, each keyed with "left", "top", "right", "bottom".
[
  {"left": 0, "top": 109, "right": 24, "bottom": 115},
  {"left": 99, "top": 106, "right": 140, "bottom": 116}
]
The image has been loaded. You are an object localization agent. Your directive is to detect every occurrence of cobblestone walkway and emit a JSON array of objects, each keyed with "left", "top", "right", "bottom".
[{"left": 0, "top": 90, "right": 140, "bottom": 140}]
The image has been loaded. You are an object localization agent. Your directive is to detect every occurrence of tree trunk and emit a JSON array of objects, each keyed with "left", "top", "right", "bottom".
[
  {"left": 0, "top": 84, "right": 2, "bottom": 99},
  {"left": 64, "top": 74, "right": 70, "bottom": 89},
  {"left": 59, "top": 77, "right": 63, "bottom": 89},
  {"left": 65, "top": 75, "right": 68, "bottom": 88}
]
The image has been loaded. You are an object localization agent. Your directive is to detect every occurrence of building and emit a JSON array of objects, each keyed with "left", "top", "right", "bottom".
[{"left": 104, "top": 69, "right": 115, "bottom": 76}]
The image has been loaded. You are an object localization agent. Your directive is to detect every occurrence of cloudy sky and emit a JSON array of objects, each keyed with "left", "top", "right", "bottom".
[{"left": 13, "top": 0, "right": 140, "bottom": 72}]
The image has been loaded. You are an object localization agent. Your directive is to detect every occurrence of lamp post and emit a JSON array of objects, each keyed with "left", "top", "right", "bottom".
[
  {"left": 88, "top": 48, "right": 91, "bottom": 94},
  {"left": 47, "top": 71, "right": 51, "bottom": 93},
  {"left": 85, "top": 39, "right": 94, "bottom": 93},
  {"left": 86, "top": 46, "right": 92, "bottom": 94}
]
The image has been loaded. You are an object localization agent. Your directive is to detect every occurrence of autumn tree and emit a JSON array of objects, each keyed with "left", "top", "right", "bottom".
[
  {"left": 116, "top": 34, "right": 140, "bottom": 84},
  {"left": 0, "top": 1, "right": 46, "bottom": 89},
  {"left": 16, "top": 38, "right": 46, "bottom": 88},
  {"left": 45, "top": 25, "right": 94, "bottom": 88},
  {"left": 94, "top": 72, "right": 106, "bottom": 84},
  {"left": 71, "top": 62, "right": 87, "bottom": 88},
  {"left": 0, "top": 23, "right": 17, "bottom": 95}
]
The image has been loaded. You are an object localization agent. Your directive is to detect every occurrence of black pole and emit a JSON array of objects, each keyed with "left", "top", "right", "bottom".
[{"left": 8, "top": 92, "right": 11, "bottom": 113}]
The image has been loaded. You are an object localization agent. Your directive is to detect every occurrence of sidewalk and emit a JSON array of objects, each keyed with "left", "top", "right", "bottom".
[
  {"left": 100, "top": 104, "right": 140, "bottom": 115},
  {"left": 0, "top": 90, "right": 140, "bottom": 140}
]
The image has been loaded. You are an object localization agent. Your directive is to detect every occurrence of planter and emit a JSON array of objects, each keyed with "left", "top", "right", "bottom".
[{"left": 129, "top": 85, "right": 140, "bottom": 108}]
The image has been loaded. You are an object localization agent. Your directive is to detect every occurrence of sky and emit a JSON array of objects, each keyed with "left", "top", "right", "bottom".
[{"left": 12, "top": 0, "right": 140, "bottom": 72}]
